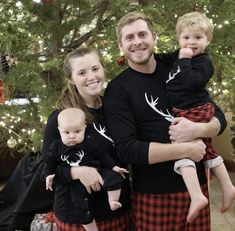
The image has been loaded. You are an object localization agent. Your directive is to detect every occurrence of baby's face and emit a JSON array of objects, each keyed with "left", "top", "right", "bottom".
[{"left": 58, "top": 119, "right": 86, "bottom": 146}]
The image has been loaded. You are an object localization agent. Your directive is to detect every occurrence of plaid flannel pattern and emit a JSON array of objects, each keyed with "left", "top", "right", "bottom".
[
  {"left": 54, "top": 210, "right": 131, "bottom": 231},
  {"left": 132, "top": 183, "right": 210, "bottom": 231},
  {"left": 173, "top": 102, "right": 218, "bottom": 161}
]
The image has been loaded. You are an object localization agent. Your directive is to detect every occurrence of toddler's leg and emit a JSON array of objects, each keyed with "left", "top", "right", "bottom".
[
  {"left": 211, "top": 163, "right": 235, "bottom": 213},
  {"left": 175, "top": 159, "right": 208, "bottom": 222},
  {"left": 108, "top": 189, "right": 122, "bottom": 210}
]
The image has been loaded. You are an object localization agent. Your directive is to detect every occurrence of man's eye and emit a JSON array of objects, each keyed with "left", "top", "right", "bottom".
[
  {"left": 126, "top": 35, "right": 133, "bottom": 40},
  {"left": 139, "top": 33, "right": 146, "bottom": 37},
  {"left": 93, "top": 66, "right": 99, "bottom": 72}
]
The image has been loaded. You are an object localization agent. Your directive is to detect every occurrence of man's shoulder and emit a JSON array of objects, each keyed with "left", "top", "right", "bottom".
[{"left": 107, "top": 68, "right": 131, "bottom": 87}]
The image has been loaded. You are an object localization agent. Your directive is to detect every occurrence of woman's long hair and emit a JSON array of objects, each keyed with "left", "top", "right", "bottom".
[{"left": 56, "top": 47, "right": 103, "bottom": 123}]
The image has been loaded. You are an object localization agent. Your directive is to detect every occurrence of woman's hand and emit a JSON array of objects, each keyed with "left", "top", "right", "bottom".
[
  {"left": 71, "top": 166, "right": 104, "bottom": 194},
  {"left": 169, "top": 117, "right": 202, "bottom": 142}
]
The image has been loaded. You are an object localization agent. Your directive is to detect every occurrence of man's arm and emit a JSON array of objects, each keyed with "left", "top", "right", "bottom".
[
  {"left": 104, "top": 79, "right": 206, "bottom": 165},
  {"left": 148, "top": 139, "right": 206, "bottom": 164}
]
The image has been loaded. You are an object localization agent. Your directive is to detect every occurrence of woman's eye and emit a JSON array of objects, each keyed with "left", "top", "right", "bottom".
[{"left": 78, "top": 71, "right": 86, "bottom": 76}]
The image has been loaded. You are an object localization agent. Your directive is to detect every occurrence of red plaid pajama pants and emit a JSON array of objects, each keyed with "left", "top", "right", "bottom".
[
  {"left": 173, "top": 102, "right": 218, "bottom": 161},
  {"left": 54, "top": 209, "right": 132, "bottom": 231},
  {"left": 132, "top": 183, "right": 210, "bottom": 231}
]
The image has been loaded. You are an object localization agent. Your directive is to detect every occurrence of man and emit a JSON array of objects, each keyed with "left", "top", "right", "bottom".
[{"left": 104, "top": 11, "right": 226, "bottom": 231}]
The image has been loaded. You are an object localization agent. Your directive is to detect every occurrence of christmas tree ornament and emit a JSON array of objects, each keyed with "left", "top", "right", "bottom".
[
  {"left": 7, "top": 137, "right": 17, "bottom": 149},
  {"left": 41, "top": 0, "right": 52, "bottom": 4},
  {"left": 116, "top": 56, "right": 126, "bottom": 66},
  {"left": 0, "top": 54, "right": 9, "bottom": 74},
  {"left": 193, "top": 3, "right": 200, "bottom": 12},
  {"left": 0, "top": 80, "right": 3, "bottom": 104}
]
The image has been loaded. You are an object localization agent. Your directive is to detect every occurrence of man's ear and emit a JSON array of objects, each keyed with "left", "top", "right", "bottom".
[{"left": 117, "top": 41, "right": 123, "bottom": 53}]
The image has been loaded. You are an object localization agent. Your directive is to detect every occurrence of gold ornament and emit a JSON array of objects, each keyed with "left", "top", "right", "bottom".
[{"left": 7, "top": 137, "right": 17, "bottom": 148}]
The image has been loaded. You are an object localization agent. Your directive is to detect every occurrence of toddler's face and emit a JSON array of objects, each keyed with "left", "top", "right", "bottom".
[{"left": 178, "top": 26, "right": 210, "bottom": 56}]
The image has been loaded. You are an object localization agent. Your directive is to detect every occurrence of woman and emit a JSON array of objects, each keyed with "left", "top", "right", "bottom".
[{"left": 42, "top": 47, "right": 131, "bottom": 230}]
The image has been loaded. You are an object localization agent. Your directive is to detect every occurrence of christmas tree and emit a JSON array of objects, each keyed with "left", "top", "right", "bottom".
[{"left": 0, "top": 0, "right": 234, "bottom": 155}]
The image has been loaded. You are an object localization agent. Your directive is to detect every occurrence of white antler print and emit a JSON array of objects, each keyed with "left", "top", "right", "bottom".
[
  {"left": 61, "top": 154, "right": 71, "bottom": 165},
  {"left": 61, "top": 150, "right": 84, "bottom": 166},
  {"left": 75, "top": 150, "right": 84, "bottom": 161},
  {"left": 144, "top": 92, "right": 174, "bottom": 122},
  {"left": 166, "top": 65, "right": 180, "bottom": 84},
  {"left": 93, "top": 123, "right": 113, "bottom": 142}
]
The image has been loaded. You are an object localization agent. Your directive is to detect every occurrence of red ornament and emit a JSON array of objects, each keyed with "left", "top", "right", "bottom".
[
  {"left": 43, "top": 212, "right": 55, "bottom": 222},
  {"left": 116, "top": 56, "right": 126, "bottom": 66},
  {"left": 41, "top": 0, "right": 52, "bottom": 4},
  {"left": 0, "top": 80, "right": 3, "bottom": 104}
]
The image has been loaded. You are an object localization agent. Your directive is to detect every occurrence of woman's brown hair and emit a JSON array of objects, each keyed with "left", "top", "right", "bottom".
[{"left": 56, "top": 47, "right": 103, "bottom": 123}]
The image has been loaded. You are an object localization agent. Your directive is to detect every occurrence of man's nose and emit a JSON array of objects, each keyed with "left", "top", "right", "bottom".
[{"left": 133, "top": 36, "right": 142, "bottom": 46}]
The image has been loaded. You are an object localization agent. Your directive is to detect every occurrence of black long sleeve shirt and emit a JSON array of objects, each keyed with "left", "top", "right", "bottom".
[
  {"left": 42, "top": 106, "right": 131, "bottom": 224},
  {"left": 104, "top": 54, "right": 226, "bottom": 194},
  {"left": 166, "top": 52, "right": 213, "bottom": 109}
]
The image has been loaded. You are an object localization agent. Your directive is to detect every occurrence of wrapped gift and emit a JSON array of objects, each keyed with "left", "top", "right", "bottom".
[{"left": 30, "top": 212, "right": 57, "bottom": 231}]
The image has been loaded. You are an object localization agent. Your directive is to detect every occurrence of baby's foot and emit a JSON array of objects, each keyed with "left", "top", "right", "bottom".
[
  {"left": 187, "top": 195, "right": 208, "bottom": 223},
  {"left": 221, "top": 187, "right": 235, "bottom": 213},
  {"left": 109, "top": 201, "right": 122, "bottom": 211}
]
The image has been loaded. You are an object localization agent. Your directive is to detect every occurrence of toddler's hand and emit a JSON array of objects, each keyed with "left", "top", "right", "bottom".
[{"left": 179, "top": 48, "right": 193, "bottom": 59}]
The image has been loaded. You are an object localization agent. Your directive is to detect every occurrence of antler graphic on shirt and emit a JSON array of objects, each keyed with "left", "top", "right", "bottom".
[
  {"left": 61, "top": 150, "right": 84, "bottom": 166},
  {"left": 166, "top": 65, "right": 180, "bottom": 84},
  {"left": 93, "top": 123, "right": 113, "bottom": 143},
  {"left": 144, "top": 92, "right": 174, "bottom": 122}
]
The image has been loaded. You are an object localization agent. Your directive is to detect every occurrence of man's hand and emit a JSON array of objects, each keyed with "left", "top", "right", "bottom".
[
  {"left": 186, "top": 139, "right": 206, "bottom": 162},
  {"left": 169, "top": 117, "right": 202, "bottom": 142}
]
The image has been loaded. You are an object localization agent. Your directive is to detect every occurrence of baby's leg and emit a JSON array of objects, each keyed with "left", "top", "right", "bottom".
[
  {"left": 83, "top": 219, "right": 98, "bottom": 231},
  {"left": 108, "top": 189, "right": 122, "bottom": 210},
  {"left": 180, "top": 166, "right": 208, "bottom": 222}
]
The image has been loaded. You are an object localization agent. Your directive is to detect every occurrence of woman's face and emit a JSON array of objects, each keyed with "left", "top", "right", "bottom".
[{"left": 69, "top": 52, "right": 105, "bottom": 100}]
